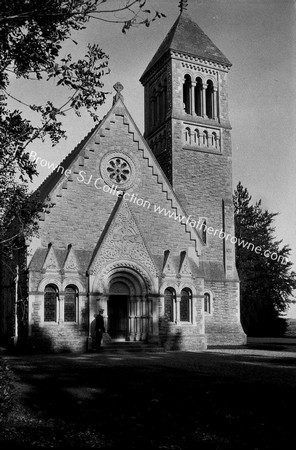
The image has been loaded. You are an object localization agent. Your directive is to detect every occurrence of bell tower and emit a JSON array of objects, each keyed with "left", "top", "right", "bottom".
[{"left": 140, "top": 1, "right": 236, "bottom": 279}]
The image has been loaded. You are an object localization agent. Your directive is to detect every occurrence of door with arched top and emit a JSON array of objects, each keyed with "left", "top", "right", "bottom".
[{"left": 108, "top": 281, "right": 129, "bottom": 340}]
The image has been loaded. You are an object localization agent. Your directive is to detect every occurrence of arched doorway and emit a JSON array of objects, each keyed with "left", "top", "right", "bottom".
[
  {"left": 103, "top": 268, "right": 153, "bottom": 342},
  {"left": 108, "top": 281, "right": 129, "bottom": 340}
]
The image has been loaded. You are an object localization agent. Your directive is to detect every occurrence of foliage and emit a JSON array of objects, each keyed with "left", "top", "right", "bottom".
[
  {"left": 0, "top": 0, "right": 165, "bottom": 271},
  {"left": 233, "top": 182, "right": 296, "bottom": 336},
  {"left": 0, "top": 357, "right": 15, "bottom": 422}
]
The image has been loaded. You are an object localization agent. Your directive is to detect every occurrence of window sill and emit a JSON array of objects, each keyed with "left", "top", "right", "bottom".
[{"left": 183, "top": 145, "right": 222, "bottom": 155}]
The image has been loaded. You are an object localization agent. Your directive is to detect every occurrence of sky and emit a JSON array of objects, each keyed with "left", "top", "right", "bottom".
[{"left": 9, "top": 0, "right": 296, "bottom": 315}]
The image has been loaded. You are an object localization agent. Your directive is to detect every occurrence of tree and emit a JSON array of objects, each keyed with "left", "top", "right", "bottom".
[
  {"left": 233, "top": 182, "right": 296, "bottom": 336},
  {"left": 0, "top": 0, "right": 165, "bottom": 271}
]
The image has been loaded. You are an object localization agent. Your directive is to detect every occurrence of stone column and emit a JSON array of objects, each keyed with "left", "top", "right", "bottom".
[
  {"left": 213, "top": 87, "right": 218, "bottom": 120},
  {"left": 59, "top": 294, "right": 64, "bottom": 323},
  {"left": 128, "top": 296, "right": 136, "bottom": 341},
  {"left": 141, "top": 297, "right": 148, "bottom": 341},
  {"left": 176, "top": 297, "right": 181, "bottom": 325},
  {"left": 191, "top": 82, "right": 196, "bottom": 115},
  {"left": 134, "top": 296, "right": 140, "bottom": 341},
  {"left": 202, "top": 84, "right": 207, "bottom": 117}
]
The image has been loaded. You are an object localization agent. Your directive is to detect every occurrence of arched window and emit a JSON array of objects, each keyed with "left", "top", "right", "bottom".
[
  {"left": 195, "top": 77, "right": 203, "bottom": 116},
  {"left": 206, "top": 80, "right": 214, "bottom": 119},
  {"left": 212, "top": 132, "right": 217, "bottom": 148},
  {"left": 64, "top": 285, "right": 77, "bottom": 322},
  {"left": 164, "top": 288, "right": 175, "bottom": 322},
  {"left": 44, "top": 284, "right": 58, "bottom": 322},
  {"left": 183, "top": 75, "right": 191, "bottom": 114},
  {"left": 201, "top": 219, "right": 207, "bottom": 244},
  {"left": 204, "top": 292, "right": 211, "bottom": 314},
  {"left": 194, "top": 128, "right": 200, "bottom": 145},
  {"left": 202, "top": 130, "right": 208, "bottom": 146},
  {"left": 180, "top": 289, "right": 191, "bottom": 322},
  {"left": 185, "top": 127, "right": 191, "bottom": 144}
]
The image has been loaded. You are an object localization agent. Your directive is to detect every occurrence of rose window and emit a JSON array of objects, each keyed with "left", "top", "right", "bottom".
[
  {"left": 100, "top": 151, "right": 136, "bottom": 190},
  {"left": 107, "top": 157, "right": 131, "bottom": 184}
]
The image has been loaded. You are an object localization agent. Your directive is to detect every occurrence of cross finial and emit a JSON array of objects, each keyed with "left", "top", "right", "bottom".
[
  {"left": 113, "top": 82, "right": 124, "bottom": 94},
  {"left": 113, "top": 82, "right": 124, "bottom": 104},
  {"left": 179, "top": 0, "right": 188, "bottom": 13}
]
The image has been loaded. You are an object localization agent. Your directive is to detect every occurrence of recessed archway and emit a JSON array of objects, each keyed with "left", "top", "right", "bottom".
[{"left": 105, "top": 267, "right": 151, "bottom": 341}]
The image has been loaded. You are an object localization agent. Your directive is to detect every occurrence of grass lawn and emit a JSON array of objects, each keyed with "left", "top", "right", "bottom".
[{"left": 1, "top": 346, "right": 296, "bottom": 449}]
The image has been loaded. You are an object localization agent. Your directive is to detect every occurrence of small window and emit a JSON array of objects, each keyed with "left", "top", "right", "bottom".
[
  {"left": 201, "top": 219, "right": 207, "bottom": 244},
  {"left": 195, "top": 77, "right": 203, "bottom": 116},
  {"left": 202, "top": 130, "right": 208, "bottom": 146},
  {"left": 183, "top": 75, "right": 191, "bottom": 114},
  {"left": 64, "top": 285, "right": 77, "bottom": 322},
  {"left": 194, "top": 129, "right": 200, "bottom": 145},
  {"left": 185, "top": 127, "right": 191, "bottom": 144},
  {"left": 164, "top": 288, "right": 175, "bottom": 322},
  {"left": 180, "top": 289, "right": 191, "bottom": 322},
  {"left": 44, "top": 284, "right": 58, "bottom": 322},
  {"left": 212, "top": 132, "right": 217, "bottom": 148},
  {"left": 206, "top": 80, "right": 214, "bottom": 119},
  {"left": 204, "top": 292, "right": 211, "bottom": 314}
]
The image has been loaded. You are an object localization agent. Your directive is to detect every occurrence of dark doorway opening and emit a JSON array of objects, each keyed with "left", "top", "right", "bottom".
[{"left": 108, "top": 295, "right": 128, "bottom": 340}]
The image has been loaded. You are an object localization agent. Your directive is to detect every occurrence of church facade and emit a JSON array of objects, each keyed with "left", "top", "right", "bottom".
[{"left": 0, "top": 10, "right": 246, "bottom": 352}]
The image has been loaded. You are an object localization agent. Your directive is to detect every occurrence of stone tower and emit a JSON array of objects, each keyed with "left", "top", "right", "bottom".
[
  {"left": 140, "top": 6, "right": 235, "bottom": 278},
  {"left": 140, "top": 5, "right": 245, "bottom": 344}
]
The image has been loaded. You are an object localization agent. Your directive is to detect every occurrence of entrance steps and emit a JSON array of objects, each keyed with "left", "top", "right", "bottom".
[{"left": 101, "top": 340, "right": 165, "bottom": 353}]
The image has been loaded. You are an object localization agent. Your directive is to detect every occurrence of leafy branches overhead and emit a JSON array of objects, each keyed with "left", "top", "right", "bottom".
[
  {"left": 0, "top": 0, "right": 164, "bottom": 146},
  {"left": 0, "top": 0, "right": 165, "bottom": 265}
]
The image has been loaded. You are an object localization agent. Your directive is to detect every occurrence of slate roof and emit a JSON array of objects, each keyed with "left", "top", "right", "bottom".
[{"left": 141, "top": 12, "right": 231, "bottom": 81}]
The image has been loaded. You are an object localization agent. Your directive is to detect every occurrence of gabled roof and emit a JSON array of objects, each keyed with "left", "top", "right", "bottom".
[
  {"left": 32, "top": 90, "right": 204, "bottom": 253},
  {"left": 141, "top": 12, "right": 231, "bottom": 81}
]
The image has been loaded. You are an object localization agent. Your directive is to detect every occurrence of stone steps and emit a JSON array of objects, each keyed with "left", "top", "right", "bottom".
[{"left": 97, "top": 341, "right": 165, "bottom": 353}]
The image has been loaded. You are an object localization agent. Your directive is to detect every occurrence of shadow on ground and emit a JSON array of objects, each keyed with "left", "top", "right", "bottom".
[{"left": 1, "top": 348, "right": 296, "bottom": 449}]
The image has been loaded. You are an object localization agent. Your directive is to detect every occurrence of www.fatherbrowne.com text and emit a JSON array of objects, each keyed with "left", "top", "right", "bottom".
[{"left": 29, "top": 151, "right": 288, "bottom": 265}]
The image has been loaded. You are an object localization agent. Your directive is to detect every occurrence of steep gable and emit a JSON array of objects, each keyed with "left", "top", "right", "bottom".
[
  {"left": 88, "top": 198, "right": 158, "bottom": 276},
  {"left": 32, "top": 87, "right": 204, "bottom": 258},
  {"left": 141, "top": 12, "right": 231, "bottom": 81},
  {"left": 42, "top": 244, "right": 60, "bottom": 272}
]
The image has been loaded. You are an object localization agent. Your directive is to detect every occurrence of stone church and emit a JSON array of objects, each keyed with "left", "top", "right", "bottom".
[{"left": 0, "top": 6, "right": 246, "bottom": 352}]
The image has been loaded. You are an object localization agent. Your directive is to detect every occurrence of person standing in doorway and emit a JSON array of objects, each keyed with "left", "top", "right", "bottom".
[{"left": 95, "top": 309, "right": 105, "bottom": 350}]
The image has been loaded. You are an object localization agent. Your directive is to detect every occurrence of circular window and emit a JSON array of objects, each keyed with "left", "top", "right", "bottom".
[
  {"left": 107, "top": 157, "right": 131, "bottom": 184},
  {"left": 100, "top": 152, "right": 136, "bottom": 190}
]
